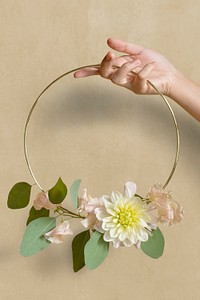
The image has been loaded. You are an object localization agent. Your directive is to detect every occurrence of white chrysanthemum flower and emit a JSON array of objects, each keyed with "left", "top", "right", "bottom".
[{"left": 95, "top": 182, "right": 156, "bottom": 248}]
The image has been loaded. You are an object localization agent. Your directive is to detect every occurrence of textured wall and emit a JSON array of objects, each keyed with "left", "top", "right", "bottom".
[{"left": 1, "top": 1, "right": 200, "bottom": 299}]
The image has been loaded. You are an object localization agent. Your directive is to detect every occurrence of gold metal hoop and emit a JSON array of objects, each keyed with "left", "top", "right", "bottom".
[{"left": 24, "top": 64, "right": 180, "bottom": 192}]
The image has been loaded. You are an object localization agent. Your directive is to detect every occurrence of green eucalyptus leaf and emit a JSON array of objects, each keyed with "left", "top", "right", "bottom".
[
  {"left": 84, "top": 231, "right": 109, "bottom": 270},
  {"left": 72, "top": 230, "right": 90, "bottom": 272},
  {"left": 7, "top": 182, "right": 32, "bottom": 209},
  {"left": 141, "top": 228, "right": 165, "bottom": 259},
  {"left": 20, "top": 217, "right": 56, "bottom": 256},
  {"left": 26, "top": 206, "right": 49, "bottom": 226},
  {"left": 48, "top": 177, "right": 67, "bottom": 204},
  {"left": 70, "top": 179, "right": 81, "bottom": 208}
]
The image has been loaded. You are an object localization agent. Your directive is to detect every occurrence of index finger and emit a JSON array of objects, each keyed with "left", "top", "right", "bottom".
[{"left": 107, "top": 38, "right": 144, "bottom": 55}]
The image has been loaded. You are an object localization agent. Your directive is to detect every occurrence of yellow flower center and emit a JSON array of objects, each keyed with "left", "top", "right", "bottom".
[{"left": 116, "top": 207, "right": 138, "bottom": 227}]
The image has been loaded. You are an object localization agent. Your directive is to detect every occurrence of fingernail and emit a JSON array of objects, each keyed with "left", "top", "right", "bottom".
[{"left": 106, "top": 53, "right": 111, "bottom": 61}]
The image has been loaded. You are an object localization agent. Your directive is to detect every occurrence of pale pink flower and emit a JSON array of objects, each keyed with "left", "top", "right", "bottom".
[
  {"left": 44, "top": 220, "right": 73, "bottom": 244},
  {"left": 156, "top": 199, "right": 184, "bottom": 225},
  {"left": 33, "top": 192, "right": 57, "bottom": 211},
  {"left": 147, "top": 184, "right": 168, "bottom": 205},
  {"left": 147, "top": 184, "right": 184, "bottom": 226},
  {"left": 78, "top": 189, "right": 103, "bottom": 230}
]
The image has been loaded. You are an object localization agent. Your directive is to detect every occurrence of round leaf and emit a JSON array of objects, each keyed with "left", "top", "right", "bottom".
[
  {"left": 70, "top": 179, "right": 81, "bottom": 208},
  {"left": 7, "top": 182, "right": 32, "bottom": 209},
  {"left": 20, "top": 217, "right": 56, "bottom": 256},
  {"left": 141, "top": 228, "right": 165, "bottom": 259},
  {"left": 72, "top": 230, "right": 90, "bottom": 272},
  {"left": 48, "top": 177, "right": 67, "bottom": 204},
  {"left": 84, "top": 231, "right": 109, "bottom": 270}
]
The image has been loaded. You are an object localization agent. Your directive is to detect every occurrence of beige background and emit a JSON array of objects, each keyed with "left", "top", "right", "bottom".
[{"left": 1, "top": 1, "right": 200, "bottom": 299}]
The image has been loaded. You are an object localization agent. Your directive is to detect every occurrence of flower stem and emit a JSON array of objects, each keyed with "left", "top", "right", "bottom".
[{"left": 56, "top": 206, "right": 85, "bottom": 219}]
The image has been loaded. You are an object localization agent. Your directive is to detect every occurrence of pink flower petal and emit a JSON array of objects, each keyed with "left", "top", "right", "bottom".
[
  {"left": 33, "top": 192, "right": 57, "bottom": 211},
  {"left": 44, "top": 221, "right": 73, "bottom": 244}
]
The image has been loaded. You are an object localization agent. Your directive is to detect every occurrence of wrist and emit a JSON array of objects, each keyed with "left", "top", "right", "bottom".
[
  {"left": 166, "top": 70, "right": 200, "bottom": 121},
  {"left": 166, "top": 69, "right": 186, "bottom": 100}
]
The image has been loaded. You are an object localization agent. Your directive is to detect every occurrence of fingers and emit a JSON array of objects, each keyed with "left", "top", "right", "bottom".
[
  {"left": 74, "top": 67, "right": 99, "bottom": 78},
  {"left": 99, "top": 51, "right": 116, "bottom": 78},
  {"left": 111, "top": 59, "right": 141, "bottom": 85},
  {"left": 99, "top": 51, "right": 138, "bottom": 78},
  {"left": 107, "top": 38, "right": 144, "bottom": 55},
  {"left": 133, "top": 62, "right": 155, "bottom": 93},
  {"left": 73, "top": 52, "right": 135, "bottom": 79}
]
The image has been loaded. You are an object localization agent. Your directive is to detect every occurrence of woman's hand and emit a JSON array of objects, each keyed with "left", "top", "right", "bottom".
[
  {"left": 74, "top": 38, "right": 180, "bottom": 97},
  {"left": 74, "top": 38, "right": 200, "bottom": 121}
]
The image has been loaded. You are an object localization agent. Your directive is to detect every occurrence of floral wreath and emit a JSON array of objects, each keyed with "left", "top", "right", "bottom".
[{"left": 7, "top": 65, "right": 183, "bottom": 272}]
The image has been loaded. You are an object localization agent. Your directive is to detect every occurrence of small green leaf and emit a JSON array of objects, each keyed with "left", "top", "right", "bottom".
[
  {"left": 72, "top": 230, "right": 90, "bottom": 272},
  {"left": 70, "top": 179, "right": 81, "bottom": 208},
  {"left": 84, "top": 231, "right": 109, "bottom": 270},
  {"left": 141, "top": 228, "right": 165, "bottom": 259},
  {"left": 26, "top": 206, "right": 49, "bottom": 226},
  {"left": 7, "top": 182, "right": 32, "bottom": 209},
  {"left": 48, "top": 177, "right": 67, "bottom": 204},
  {"left": 20, "top": 217, "right": 56, "bottom": 256}
]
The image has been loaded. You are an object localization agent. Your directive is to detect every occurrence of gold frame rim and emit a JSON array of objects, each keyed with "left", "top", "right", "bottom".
[{"left": 24, "top": 64, "right": 180, "bottom": 192}]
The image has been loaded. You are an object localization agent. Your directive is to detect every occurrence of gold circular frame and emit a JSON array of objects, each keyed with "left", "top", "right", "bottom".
[{"left": 24, "top": 64, "right": 180, "bottom": 192}]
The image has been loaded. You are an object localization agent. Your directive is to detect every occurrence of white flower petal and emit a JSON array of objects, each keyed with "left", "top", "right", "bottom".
[
  {"left": 138, "top": 229, "right": 149, "bottom": 242},
  {"left": 149, "top": 223, "right": 157, "bottom": 230},
  {"left": 124, "top": 182, "right": 137, "bottom": 199},
  {"left": 94, "top": 221, "right": 104, "bottom": 233},
  {"left": 104, "top": 222, "right": 116, "bottom": 228},
  {"left": 103, "top": 216, "right": 113, "bottom": 223},
  {"left": 119, "top": 229, "right": 128, "bottom": 241},
  {"left": 111, "top": 191, "right": 123, "bottom": 203},
  {"left": 106, "top": 208, "right": 116, "bottom": 216},
  {"left": 110, "top": 227, "right": 119, "bottom": 238},
  {"left": 102, "top": 222, "right": 110, "bottom": 231},
  {"left": 103, "top": 231, "right": 113, "bottom": 242},
  {"left": 113, "top": 239, "right": 121, "bottom": 248},
  {"left": 129, "top": 234, "right": 137, "bottom": 244},
  {"left": 102, "top": 197, "right": 114, "bottom": 209},
  {"left": 81, "top": 218, "right": 89, "bottom": 228},
  {"left": 95, "top": 207, "right": 108, "bottom": 220},
  {"left": 45, "top": 235, "right": 64, "bottom": 244},
  {"left": 135, "top": 240, "right": 141, "bottom": 249},
  {"left": 123, "top": 238, "right": 133, "bottom": 247}
]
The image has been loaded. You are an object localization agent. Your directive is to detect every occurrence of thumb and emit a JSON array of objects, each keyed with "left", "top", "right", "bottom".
[{"left": 107, "top": 38, "right": 144, "bottom": 55}]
